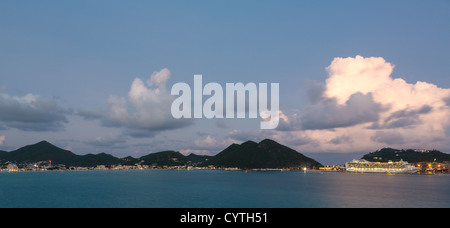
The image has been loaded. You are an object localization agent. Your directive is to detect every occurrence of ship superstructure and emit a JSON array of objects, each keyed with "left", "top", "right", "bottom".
[{"left": 345, "top": 159, "right": 419, "bottom": 174}]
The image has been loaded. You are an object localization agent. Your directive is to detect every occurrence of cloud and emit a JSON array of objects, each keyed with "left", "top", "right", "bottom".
[
  {"left": 194, "top": 135, "right": 229, "bottom": 151},
  {"left": 329, "top": 135, "right": 353, "bottom": 145},
  {"left": 282, "top": 55, "right": 450, "bottom": 153},
  {"left": 109, "top": 68, "right": 193, "bottom": 134},
  {"left": 324, "top": 56, "right": 450, "bottom": 114},
  {"left": 0, "top": 136, "right": 5, "bottom": 145},
  {"left": 228, "top": 129, "right": 273, "bottom": 143},
  {"left": 179, "top": 149, "right": 211, "bottom": 156},
  {"left": 85, "top": 136, "right": 128, "bottom": 148},
  {"left": 228, "top": 129, "right": 315, "bottom": 148},
  {"left": 81, "top": 68, "right": 193, "bottom": 137},
  {"left": 369, "top": 105, "right": 432, "bottom": 129},
  {"left": 300, "top": 92, "right": 386, "bottom": 130},
  {"left": 180, "top": 135, "right": 242, "bottom": 155},
  {"left": 215, "top": 119, "right": 229, "bottom": 129},
  {"left": 261, "top": 110, "right": 295, "bottom": 131},
  {"left": 146, "top": 68, "right": 171, "bottom": 86},
  {"left": 0, "top": 93, "right": 69, "bottom": 131},
  {"left": 77, "top": 109, "right": 106, "bottom": 120},
  {"left": 324, "top": 55, "right": 395, "bottom": 105},
  {"left": 370, "top": 131, "right": 406, "bottom": 145},
  {"left": 445, "top": 96, "right": 450, "bottom": 107},
  {"left": 305, "top": 80, "right": 326, "bottom": 105}
]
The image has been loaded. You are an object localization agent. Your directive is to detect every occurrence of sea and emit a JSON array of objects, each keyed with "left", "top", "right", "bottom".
[{"left": 0, "top": 170, "right": 448, "bottom": 208}]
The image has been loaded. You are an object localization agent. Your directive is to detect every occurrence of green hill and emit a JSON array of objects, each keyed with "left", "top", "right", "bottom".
[
  {"left": 0, "top": 141, "right": 213, "bottom": 167},
  {"left": 76, "top": 153, "right": 123, "bottom": 167},
  {"left": 204, "top": 139, "right": 323, "bottom": 169},
  {"left": 139, "top": 151, "right": 211, "bottom": 166},
  {"left": 186, "top": 153, "right": 211, "bottom": 164},
  {"left": 362, "top": 148, "right": 450, "bottom": 163},
  {"left": 0, "top": 139, "right": 323, "bottom": 169},
  {"left": 0, "top": 141, "right": 123, "bottom": 167},
  {"left": 0, "top": 141, "right": 79, "bottom": 164},
  {"left": 120, "top": 156, "right": 140, "bottom": 165},
  {"left": 140, "top": 151, "right": 187, "bottom": 166}
]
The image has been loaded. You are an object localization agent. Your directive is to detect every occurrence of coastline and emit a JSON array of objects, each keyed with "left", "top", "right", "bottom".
[{"left": 2, "top": 166, "right": 448, "bottom": 175}]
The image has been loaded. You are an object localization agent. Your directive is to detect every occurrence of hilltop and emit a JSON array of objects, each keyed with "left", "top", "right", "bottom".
[
  {"left": 204, "top": 139, "right": 323, "bottom": 169},
  {"left": 0, "top": 141, "right": 123, "bottom": 167},
  {"left": 139, "top": 151, "right": 211, "bottom": 167},
  {"left": 362, "top": 148, "right": 450, "bottom": 163},
  {"left": 0, "top": 141, "right": 80, "bottom": 165}
]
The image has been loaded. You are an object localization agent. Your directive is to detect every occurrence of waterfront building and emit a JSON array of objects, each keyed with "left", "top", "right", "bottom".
[{"left": 6, "top": 164, "right": 19, "bottom": 172}]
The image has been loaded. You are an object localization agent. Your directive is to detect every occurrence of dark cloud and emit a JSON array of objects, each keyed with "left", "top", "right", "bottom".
[
  {"left": 270, "top": 112, "right": 301, "bottom": 132},
  {"left": 369, "top": 105, "right": 432, "bottom": 129},
  {"left": 0, "top": 123, "right": 8, "bottom": 130},
  {"left": 77, "top": 106, "right": 192, "bottom": 138},
  {"left": 278, "top": 133, "right": 317, "bottom": 147},
  {"left": 370, "top": 131, "right": 405, "bottom": 145},
  {"left": 121, "top": 128, "right": 158, "bottom": 138},
  {"left": 445, "top": 96, "right": 450, "bottom": 106},
  {"left": 329, "top": 135, "right": 353, "bottom": 145},
  {"left": 77, "top": 109, "right": 106, "bottom": 120},
  {"left": 306, "top": 80, "right": 326, "bottom": 105},
  {"left": 0, "top": 93, "right": 69, "bottom": 132},
  {"left": 300, "top": 92, "right": 387, "bottom": 130}
]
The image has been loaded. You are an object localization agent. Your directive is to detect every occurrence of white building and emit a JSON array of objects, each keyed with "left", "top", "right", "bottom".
[{"left": 7, "top": 164, "right": 19, "bottom": 172}]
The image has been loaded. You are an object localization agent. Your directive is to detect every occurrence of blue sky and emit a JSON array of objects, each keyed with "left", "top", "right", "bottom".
[{"left": 1, "top": 1, "right": 450, "bottom": 164}]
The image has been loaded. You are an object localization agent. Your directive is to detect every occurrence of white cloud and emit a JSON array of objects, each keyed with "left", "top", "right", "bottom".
[
  {"left": 146, "top": 68, "right": 171, "bottom": 86},
  {"left": 104, "top": 68, "right": 193, "bottom": 137},
  {"left": 324, "top": 56, "right": 450, "bottom": 116},
  {"left": 0, "top": 136, "right": 5, "bottom": 145},
  {"left": 194, "top": 135, "right": 226, "bottom": 150},
  {"left": 324, "top": 56, "right": 395, "bottom": 105},
  {"left": 283, "top": 55, "right": 450, "bottom": 153}
]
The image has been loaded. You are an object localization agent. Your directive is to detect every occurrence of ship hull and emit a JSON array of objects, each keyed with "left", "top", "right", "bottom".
[{"left": 346, "top": 167, "right": 419, "bottom": 174}]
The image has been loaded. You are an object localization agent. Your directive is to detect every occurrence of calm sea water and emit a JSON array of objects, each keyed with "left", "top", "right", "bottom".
[{"left": 0, "top": 170, "right": 448, "bottom": 208}]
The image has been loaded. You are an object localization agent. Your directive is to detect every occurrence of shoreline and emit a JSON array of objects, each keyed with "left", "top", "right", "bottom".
[{"left": 1, "top": 167, "right": 448, "bottom": 175}]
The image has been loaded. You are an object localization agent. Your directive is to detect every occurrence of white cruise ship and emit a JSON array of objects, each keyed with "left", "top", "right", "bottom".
[{"left": 345, "top": 159, "right": 419, "bottom": 174}]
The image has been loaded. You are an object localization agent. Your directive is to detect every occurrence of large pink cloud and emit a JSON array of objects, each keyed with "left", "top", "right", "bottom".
[{"left": 278, "top": 55, "right": 450, "bottom": 153}]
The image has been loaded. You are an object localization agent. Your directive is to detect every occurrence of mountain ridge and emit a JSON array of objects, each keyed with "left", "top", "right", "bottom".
[
  {"left": 362, "top": 148, "right": 450, "bottom": 163},
  {"left": 204, "top": 139, "right": 323, "bottom": 169},
  {"left": 0, "top": 139, "right": 322, "bottom": 169},
  {"left": 3, "top": 141, "right": 449, "bottom": 168}
]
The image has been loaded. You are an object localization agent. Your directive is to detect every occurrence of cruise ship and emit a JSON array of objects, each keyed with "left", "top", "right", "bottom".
[{"left": 345, "top": 159, "right": 420, "bottom": 174}]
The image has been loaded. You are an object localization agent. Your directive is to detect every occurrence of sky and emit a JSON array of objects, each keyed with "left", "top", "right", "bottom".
[{"left": 1, "top": 0, "right": 450, "bottom": 164}]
